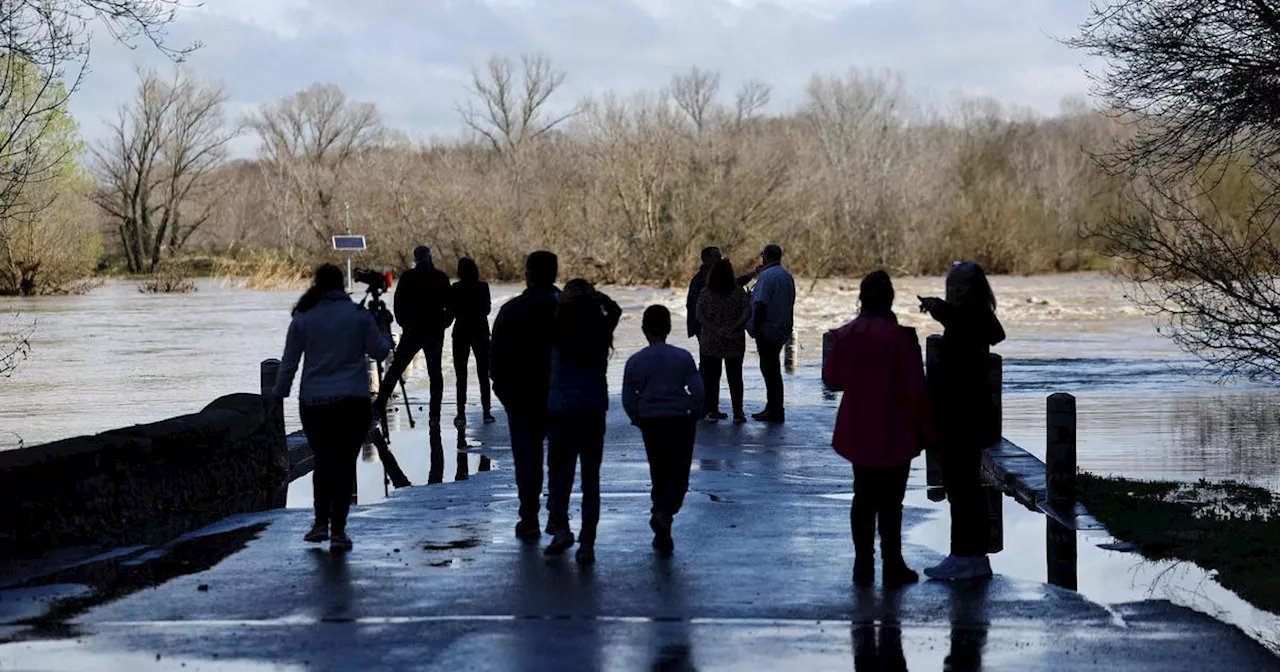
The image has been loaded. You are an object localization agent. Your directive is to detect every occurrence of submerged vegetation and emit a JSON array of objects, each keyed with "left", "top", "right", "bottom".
[{"left": 1079, "top": 473, "right": 1280, "bottom": 614}]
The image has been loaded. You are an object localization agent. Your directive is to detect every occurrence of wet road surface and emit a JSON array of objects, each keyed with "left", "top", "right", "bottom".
[{"left": 2, "top": 375, "right": 1279, "bottom": 670}]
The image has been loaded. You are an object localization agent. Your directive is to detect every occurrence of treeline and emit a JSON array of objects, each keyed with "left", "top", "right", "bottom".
[
  {"left": 6, "top": 54, "right": 1146, "bottom": 293},
  {"left": 184, "top": 60, "right": 1125, "bottom": 285}
]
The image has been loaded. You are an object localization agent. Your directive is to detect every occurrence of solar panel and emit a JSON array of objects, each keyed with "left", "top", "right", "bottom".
[{"left": 332, "top": 235, "right": 366, "bottom": 252}]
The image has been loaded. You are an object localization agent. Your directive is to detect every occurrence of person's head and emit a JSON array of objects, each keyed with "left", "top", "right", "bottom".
[
  {"left": 555, "top": 278, "right": 614, "bottom": 367},
  {"left": 946, "top": 261, "right": 996, "bottom": 312},
  {"left": 413, "top": 246, "right": 432, "bottom": 266},
  {"left": 700, "top": 246, "right": 722, "bottom": 267},
  {"left": 642, "top": 305, "right": 671, "bottom": 344},
  {"left": 707, "top": 258, "right": 737, "bottom": 296},
  {"left": 525, "top": 250, "right": 559, "bottom": 289},
  {"left": 858, "top": 270, "right": 894, "bottom": 317},
  {"left": 761, "top": 244, "right": 783, "bottom": 265},
  {"left": 293, "top": 263, "right": 346, "bottom": 316},
  {"left": 457, "top": 257, "right": 480, "bottom": 283}
]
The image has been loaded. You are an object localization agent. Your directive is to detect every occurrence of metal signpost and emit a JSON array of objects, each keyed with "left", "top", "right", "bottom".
[{"left": 332, "top": 202, "right": 366, "bottom": 291}]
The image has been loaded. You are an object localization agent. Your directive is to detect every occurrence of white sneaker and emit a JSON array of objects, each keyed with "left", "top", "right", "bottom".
[{"left": 924, "top": 555, "right": 964, "bottom": 579}]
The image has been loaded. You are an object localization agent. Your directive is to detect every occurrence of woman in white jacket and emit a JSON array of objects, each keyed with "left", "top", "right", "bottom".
[{"left": 271, "top": 264, "right": 392, "bottom": 551}]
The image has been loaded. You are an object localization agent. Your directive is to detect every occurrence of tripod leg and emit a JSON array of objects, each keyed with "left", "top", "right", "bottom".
[
  {"left": 399, "top": 377, "right": 416, "bottom": 428},
  {"left": 374, "top": 358, "right": 391, "bottom": 444}
]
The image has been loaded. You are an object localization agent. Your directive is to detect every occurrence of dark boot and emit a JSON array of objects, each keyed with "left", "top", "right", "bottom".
[
  {"left": 852, "top": 500, "right": 876, "bottom": 586},
  {"left": 879, "top": 504, "right": 918, "bottom": 588}
]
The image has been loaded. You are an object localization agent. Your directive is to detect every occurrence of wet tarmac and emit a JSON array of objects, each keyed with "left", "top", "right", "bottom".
[{"left": 2, "top": 373, "right": 1280, "bottom": 670}]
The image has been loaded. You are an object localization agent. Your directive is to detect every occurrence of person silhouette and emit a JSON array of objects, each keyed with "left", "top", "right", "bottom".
[
  {"left": 746, "top": 244, "right": 795, "bottom": 424},
  {"left": 451, "top": 257, "right": 494, "bottom": 428},
  {"left": 491, "top": 251, "right": 561, "bottom": 541},
  {"left": 920, "top": 262, "right": 1006, "bottom": 582},
  {"left": 544, "top": 279, "right": 623, "bottom": 565}
]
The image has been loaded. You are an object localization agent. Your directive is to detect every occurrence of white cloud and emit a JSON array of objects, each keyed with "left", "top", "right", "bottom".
[{"left": 68, "top": 0, "right": 1098, "bottom": 156}]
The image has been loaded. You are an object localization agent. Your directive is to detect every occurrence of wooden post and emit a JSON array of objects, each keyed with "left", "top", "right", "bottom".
[
  {"left": 259, "top": 359, "right": 285, "bottom": 440},
  {"left": 821, "top": 330, "right": 835, "bottom": 379},
  {"left": 924, "top": 335, "right": 943, "bottom": 487},
  {"left": 987, "top": 353, "right": 1003, "bottom": 446},
  {"left": 784, "top": 329, "right": 798, "bottom": 373},
  {"left": 1046, "top": 516, "right": 1078, "bottom": 590},
  {"left": 985, "top": 485, "right": 1004, "bottom": 554},
  {"left": 1046, "top": 393, "right": 1077, "bottom": 517}
]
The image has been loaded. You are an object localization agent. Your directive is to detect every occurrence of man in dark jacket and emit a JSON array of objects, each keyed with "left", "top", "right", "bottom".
[
  {"left": 686, "top": 247, "right": 721, "bottom": 339},
  {"left": 490, "top": 250, "right": 560, "bottom": 540},
  {"left": 377, "top": 245, "right": 453, "bottom": 420}
]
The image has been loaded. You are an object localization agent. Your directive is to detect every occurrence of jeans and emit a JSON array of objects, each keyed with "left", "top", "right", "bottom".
[
  {"left": 547, "top": 411, "right": 606, "bottom": 545},
  {"left": 507, "top": 411, "right": 548, "bottom": 525},
  {"left": 300, "top": 397, "right": 372, "bottom": 533},
  {"left": 452, "top": 333, "right": 491, "bottom": 414},
  {"left": 755, "top": 336, "right": 786, "bottom": 414},
  {"left": 379, "top": 329, "right": 445, "bottom": 418},
  {"left": 700, "top": 354, "right": 744, "bottom": 417},
  {"left": 639, "top": 417, "right": 696, "bottom": 519},
  {"left": 852, "top": 465, "right": 911, "bottom": 562},
  {"left": 942, "top": 444, "right": 988, "bottom": 557}
]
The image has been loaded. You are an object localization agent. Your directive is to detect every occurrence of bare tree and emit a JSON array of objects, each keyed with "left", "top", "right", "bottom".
[
  {"left": 1067, "top": 0, "right": 1280, "bottom": 378},
  {"left": 801, "top": 69, "right": 908, "bottom": 272},
  {"left": 0, "top": 1, "right": 193, "bottom": 232},
  {"left": 93, "top": 67, "right": 236, "bottom": 273},
  {"left": 248, "top": 84, "right": 382, "bottom": 251},
  {"left": 0, "top": 315, "right": 32, "bottom": 377},
  {"left": 461, "top": 53, "right": 577, "bottom": 156}
]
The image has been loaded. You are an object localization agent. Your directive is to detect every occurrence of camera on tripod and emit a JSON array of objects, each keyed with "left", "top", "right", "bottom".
[{"left": 354, "top": 268, "right": 392, "bottom": 294}]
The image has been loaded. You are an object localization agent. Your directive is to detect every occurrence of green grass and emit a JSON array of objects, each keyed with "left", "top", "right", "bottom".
[{"left": 1079, "top": 473, "right": 1280, "bottom": 614}]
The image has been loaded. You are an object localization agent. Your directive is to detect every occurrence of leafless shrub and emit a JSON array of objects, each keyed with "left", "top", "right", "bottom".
[{"left": 1067, "top": 0, "right": 1280, "bottom": 378}]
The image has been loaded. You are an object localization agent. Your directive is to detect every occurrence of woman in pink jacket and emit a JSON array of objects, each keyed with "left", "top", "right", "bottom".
[{"left": 822, "top": 270, "right": 933, "bottom": 587}]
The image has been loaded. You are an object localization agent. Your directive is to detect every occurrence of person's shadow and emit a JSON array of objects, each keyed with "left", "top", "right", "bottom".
[
  {"left": 455, "top": 433, "right": 470, "bottom": 482},
  {"left": 428, "top": 422, "right": 444, "bottom": 485},
  {"left": 944, "top": 581, "right": 989, "bottom": 671},
  {"left": 308, "top": 547, "right": 354, "bottom": 623},
  {"left": 650, "top": 560, "right": 697, "bottom": 671},
  {"left": 852, "top": 587, "right": 908, "bottom": 671}
]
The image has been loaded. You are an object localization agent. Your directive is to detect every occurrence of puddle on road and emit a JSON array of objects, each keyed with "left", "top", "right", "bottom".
[
  {"left": 903, "top": 487, "right": 1280, "bottom": 655},
  {"left": 286, "top": 420, "right": 498, "bottom": 509},
  {"left": 0, "top": 522, "right": 268, "bottom": 642}
]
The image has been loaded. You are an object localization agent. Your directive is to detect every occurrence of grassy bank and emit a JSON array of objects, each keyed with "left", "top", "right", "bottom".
[{"left": 1079, "top": 473, "right": 1280, "bottom": 614}]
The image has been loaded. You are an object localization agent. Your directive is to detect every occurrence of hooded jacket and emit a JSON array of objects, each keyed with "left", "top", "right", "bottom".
[
  {"left": 822, "top": 314, "right": 933, "bottom": 467},
  {"left": 925, "top": 299, "right": 1006, "bottom": 447}
]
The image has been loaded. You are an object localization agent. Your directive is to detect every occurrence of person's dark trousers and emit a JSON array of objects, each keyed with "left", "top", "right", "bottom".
[
  {"left": 639, "top": 417, "right": 696, "bottom": 519},
  {"left": 380, "top": 329, "right": 446, "bottom": 419},
  {"left": 755, "top": 336, "right": 786, "bottom": 415},
  {"left": 300, "top": 398, "right": 373, "bottom": 534},
  {"left": 702, "top": 355, "right": 745, "bottom": 417},
  {"left": 507, "top": 410, "right": 548, "bottom": 527},
  {"left": 852, "top": 465, "right": 911, "bottom": 563},
  {"left": 453, "top": 334, "right": 492, "bottom": 414},
  {"left": 547, "top": 411, "right": 606, "bottom": 546},
  {"left": 942, "top": 443, "right": 988, "bottom": 556}
]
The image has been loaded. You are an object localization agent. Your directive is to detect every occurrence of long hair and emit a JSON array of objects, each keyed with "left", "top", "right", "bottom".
[
  {"left": 555, "top": 278, "right": 614, "bottom": 368},
  {"left": 293, "top": 264, "right": 345, "bottom": 316},
  {"left": 858, "top": 270, "right": 894, "bottom": 317},
  {"left": 457, "top": 257, "right": 480, "bottom": 283},
  {"left": 707, "top": 259, "right": 737, "bottom": 296},
  {"left": 946, "top": 261, "right": 997, "bottom": 313}
]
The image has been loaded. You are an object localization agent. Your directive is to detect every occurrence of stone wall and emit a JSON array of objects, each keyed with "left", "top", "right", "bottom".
[{"left": 0, "top": 393, "right": 288, "bottom": 554}]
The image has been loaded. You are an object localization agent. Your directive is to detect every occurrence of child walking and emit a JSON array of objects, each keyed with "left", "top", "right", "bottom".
[{"left": 622, "top": 306, "right": 705, "bottom": 556}]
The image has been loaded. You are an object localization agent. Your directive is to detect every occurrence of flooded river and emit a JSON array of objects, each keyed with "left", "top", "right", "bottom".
[{"left": 2, "top": 273, "right": 1278, "bottom": 490}]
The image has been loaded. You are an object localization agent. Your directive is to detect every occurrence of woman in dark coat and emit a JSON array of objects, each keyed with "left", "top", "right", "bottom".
[
  {"left": 451, "top": 257, "right": 493, "bottom": 427},
  {"left": 823, "top": 270, "right": 931, "bottom": 587},
  {"left": 919, "top": 261, "right": 1005, "bottom": 581}
]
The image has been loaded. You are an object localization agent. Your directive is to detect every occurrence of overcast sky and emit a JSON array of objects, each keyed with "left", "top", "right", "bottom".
[{"left": 70, "top": 0, "right": 1098, "bottom": 157}]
